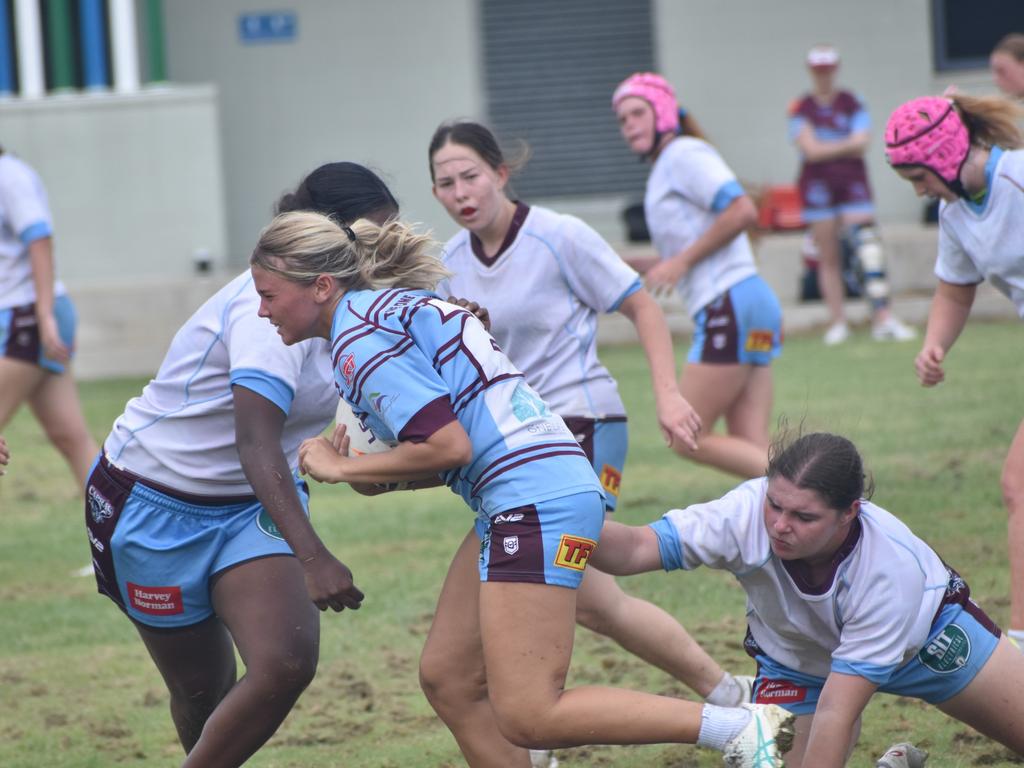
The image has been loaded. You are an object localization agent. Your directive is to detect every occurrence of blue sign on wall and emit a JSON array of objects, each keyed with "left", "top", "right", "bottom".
[{"left": 239, "top": 12, "right": 298, "bottom": 44}]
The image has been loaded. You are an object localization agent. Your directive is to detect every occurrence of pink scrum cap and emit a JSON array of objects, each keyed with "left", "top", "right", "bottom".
[
  {"left": 612, "top": 72, "right": 681, "bottom": 134},
  {"left": 885, "top": 96, "right": 970, "bottom": 191}
]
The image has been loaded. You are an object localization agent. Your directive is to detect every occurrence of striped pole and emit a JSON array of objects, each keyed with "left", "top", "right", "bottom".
[
  {"left": 0, "top": 0, "right": 14, "bottom": 96},
  {"left": 14, "top": 0, "right": 45, "bottom": 97},
  {"left": 79, "top": 0, "right": 109, "bottom": 90},
  {"left": 110, "top": 0, "right": 139, "bottom": 93},
  {"left": 143, "top": 0, "right": 165, "bottom": 83},
  {"left": 44, "top": 0, "right": 76, "bottom": 92}
]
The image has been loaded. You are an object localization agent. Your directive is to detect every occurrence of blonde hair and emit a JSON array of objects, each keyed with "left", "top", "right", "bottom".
[
  {"left": 251, "top": 211, "right": 450, "bottom": 292},
  {"left": 993, "top": 33, "right": 1024, "bottom": 63},
  {"left": 952, "top": 92, "right": 1024, "bottom": 149}
]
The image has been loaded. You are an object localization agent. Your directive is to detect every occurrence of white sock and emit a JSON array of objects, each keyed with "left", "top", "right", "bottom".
[
  {"left": 696, "top": 704, "right": 751, "bottom": 751},
  {"left": 1007, "top": 628, "right": 1024, "bottom": 648},
  {"left": 705, "top": 672, "right": 744, "bottom": 707}
]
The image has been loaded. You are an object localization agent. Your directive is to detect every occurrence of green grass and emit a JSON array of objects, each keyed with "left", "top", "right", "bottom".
[{"left": 1, "top": 322, "right": 1022, "bottom": 767}]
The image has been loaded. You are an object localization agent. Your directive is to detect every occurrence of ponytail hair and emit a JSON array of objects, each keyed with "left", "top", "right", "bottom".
[
  {"left": 251, "top": 211, "right": 450, "bottom": 292},
  {"left": 952, "top": 92, "right": 1024, "bottom": 149},
  {"left": 678, "top": 107, "right": 707, "bottom": 140}
]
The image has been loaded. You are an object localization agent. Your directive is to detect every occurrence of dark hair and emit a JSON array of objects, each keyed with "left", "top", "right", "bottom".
[
  {"left": 427, "top": 120, "right": 529, "bottom": 182},
  {"left": 276, "top": 162, "right": 399, "bottom": 225},
  {"left": 766, "top": 432, "right": 874, "bottom": 511}
]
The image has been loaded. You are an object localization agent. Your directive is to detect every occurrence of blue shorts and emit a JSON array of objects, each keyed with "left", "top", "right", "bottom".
[
  {"left": 563, "top": 417, "right": 628, "bottom": 512},
  {"left": 85, "top": 453, "right": 307, "bottom": 629},
  {"left": 688, "top": 275, "right": 783, "bottom": 366},
  {"left": 750, "top": 603, "right": 1001, "bottom": 715},
  {"left": 0, "top": 295, "right": 77, "bottom": 373},
  {"left": 474, "top": 491, "right": 605, "bottom": 589}
]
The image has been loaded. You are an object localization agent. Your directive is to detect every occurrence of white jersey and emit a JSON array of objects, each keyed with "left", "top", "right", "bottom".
[
  {"left": 644, "top": 137, "right": 758, "bottom": 315},
  {"left": 935, "top": 147, "right": 1024, "bottom": 317},
  {"left": 437, "top": 205, "right": 639, "bottom": 418},
  {"left": 0, "top": 154, "right": 65, "bottom": 309},
  {"left": 104, "top": 271, "right": 336, "bottom": 495},
  {"left": 650, "top": 478, "right": 949, "bottom": 679}
]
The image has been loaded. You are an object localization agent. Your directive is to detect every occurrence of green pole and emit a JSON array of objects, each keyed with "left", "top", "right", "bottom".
[
  {"left": 44, "top": 0, "right": 75, "bottom": 91},
  {"left": 144, "top": 0, "right": 166, "bottom": 83}
]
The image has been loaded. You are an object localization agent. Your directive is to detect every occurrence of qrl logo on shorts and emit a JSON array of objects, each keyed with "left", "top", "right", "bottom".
[
  {"left": 600, "top": 464, "right": 621, "bottom": 498},
  {"left": 745, "top": 330, "right": 773, "bottom": 353},
  {"left": 127, "top": 582, "right": 184, "bottom": 616},
  {"left": 503, "top": 536, "right": 519, "bottom": 555},
  {"left": 554, "top": 534, "right": 596, "bottom": 571},
  {"left": 919, "top": 623, "right": 971, "bottom": 674}
]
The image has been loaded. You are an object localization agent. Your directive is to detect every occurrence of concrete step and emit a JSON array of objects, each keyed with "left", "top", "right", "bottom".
[{"left": 67, "top": 225, "right": 1017, "bottom": 380}]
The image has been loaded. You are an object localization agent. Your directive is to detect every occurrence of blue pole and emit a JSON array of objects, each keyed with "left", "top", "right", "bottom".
[
  {"left": 0, "top": 0, "right": 13, "bottom": 96},
  {"left": 79, "top": 0, "right": 109, "bottom": 89}
]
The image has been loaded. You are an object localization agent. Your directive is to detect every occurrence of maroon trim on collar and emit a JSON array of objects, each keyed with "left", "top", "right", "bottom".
[
  {"left": 781, "top": 516, "right": 862, "bottom": 595},
  {"left": 470, "top": 201, "right": 530, "bottom": 267}
]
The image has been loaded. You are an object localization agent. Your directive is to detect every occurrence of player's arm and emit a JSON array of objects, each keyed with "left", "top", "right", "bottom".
[
  {"left": 27, "top": 236, "right": 69, "bottom": 364},
  {"left": 617, "top": 289, "right": 700, "bottom": 451},
  {"left": 915, "top": 280, "right": 976, "bottom": 387},
  {"left": 799, "top": 672, "right": 877, "bottom": 768},
  {"left": 795, "top": 122, "right": 869, "bottom": 162},
  {"left": 589, "top": 520, "right": 663, "bottom": 575},
  {"left": 233, "top": 386, "right": 364, "bottom": 612},
  {"left": 300, "top": 419, "right": 472, "bottom": 485}
]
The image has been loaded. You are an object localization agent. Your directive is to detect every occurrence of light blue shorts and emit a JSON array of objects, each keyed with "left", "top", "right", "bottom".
[
  {"left": 0, "top": 294, "right": 77, "bottom": 373},
  {"left": 85, "top": 454, "right": 307, "bottom": 628},
  {"left": 563, "top": 417, "right": 628, "bottom": 511},
  {"left": 750, "top": 602, "right": 1000, "bottom": 715},
  {"left": 688, "top": 275, "right": 782, "bottom": 366},
  {"left": 473, "top": 491, "right": 605, "bottom": 589}
]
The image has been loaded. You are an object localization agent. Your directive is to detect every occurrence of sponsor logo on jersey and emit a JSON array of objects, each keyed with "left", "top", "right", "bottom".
[
  {"left": 127, "top": 582, "right": 184, "bottom": 616},
  {"left": 554, "top": 534, "right": 596, "bottom": 571},
  {"left": 745, "top": 329, "right": 774, "bottom": 353},
  {"left": 510, "top": 382, "right": 552, "bottom": 422},
  {"left": 493, "top": 512, "right": 525, "bottom": 524},
  {"left": 919, "top": 623, "right": 971, "bottom": 674},
  {"left": 600, "top": 464, "right": 621, "bottom": 497},
  {"left": 88, "top": 485, "right": 114, "bottom": 524},
  {"left": 755, "top": 679, "right": 808, "bottom": 704},
  {"left": 503, "top": 536, "right": 519, "bottom": 555},
  {"left": 341, "top": 354, "right": 356, "bottom": 385},
  {"left": 256, "top": 509, "right": 285, "bottom": 540}
]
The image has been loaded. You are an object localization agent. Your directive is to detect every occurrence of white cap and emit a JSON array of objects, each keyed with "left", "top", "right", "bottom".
[{"left": 807, "top": 45, "right": 839, "bottom": 67}]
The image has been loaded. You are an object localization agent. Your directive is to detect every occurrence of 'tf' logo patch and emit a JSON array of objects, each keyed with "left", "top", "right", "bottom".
[
  {"left": 745, "top": 329, "right": 773, "bottom": 353},
  {"left": 554, "top": 534, "right": 596, "bottom": 571},
  {"left": 599, "top": 464, "right": 621, "bottom": 498}
]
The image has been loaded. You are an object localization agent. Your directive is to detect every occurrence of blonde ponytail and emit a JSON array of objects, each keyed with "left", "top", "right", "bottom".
[
  {"left": 952, "top": 93, "right": 1024, "bottom": 149},
  {"left": 251, "top": 211, "right": 449, "bottom": 292}
]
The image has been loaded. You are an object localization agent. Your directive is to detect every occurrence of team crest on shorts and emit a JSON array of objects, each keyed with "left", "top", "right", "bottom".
[
  {"left": 554, "top": 534, "right": 596, "bottom": 571},
  {"left": 919, "top": 623, "right": 971, "bottom": 674},
  {"left": 256, "top": 509, "right": 285, "bottom": 540},
  {"left": 745, "top": 330, "right": 773, "bottom": 353},
  {"left": 87, "top": 485, "right": 114, "bottom": 524},
  {"left": 599, "top": 464, "right": 621, "bottom": 497},
  {"left": 503, "top": 536, "right": 519, "bottom": 556}
]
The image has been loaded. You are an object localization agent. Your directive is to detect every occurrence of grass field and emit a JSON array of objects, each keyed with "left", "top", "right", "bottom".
[{"left": 1, "top": 321, "right": 1022, "bottom": 767}]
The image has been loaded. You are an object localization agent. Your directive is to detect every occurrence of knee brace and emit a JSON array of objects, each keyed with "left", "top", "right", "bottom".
[{"left": 844, "top": 224, "right": 889, "bottom": 306}]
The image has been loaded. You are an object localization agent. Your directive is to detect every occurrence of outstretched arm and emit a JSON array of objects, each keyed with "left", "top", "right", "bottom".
[
  {"left": 915, "top": 280, "right": 976, "bottom": 386},
  {"left": 797, "top": 672, "right": 876, "bottom": 768},
  {"left": 233, "top": 386, "right": 364, "bottom": 612},
  {"left": 618, "top": 289, "right": 701, "bottom": 451},
  {"left": 590, "top": 520, "right": 664, "bottom": 575}
]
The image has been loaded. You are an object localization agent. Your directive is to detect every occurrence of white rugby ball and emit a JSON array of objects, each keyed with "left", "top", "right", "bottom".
[{"left": 335, "top": 399, "right": 394, "bottom": 455}]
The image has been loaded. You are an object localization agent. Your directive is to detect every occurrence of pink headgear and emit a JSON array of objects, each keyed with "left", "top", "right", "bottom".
[
  {"left": 885, "top": 96, "right": 971, "bottom": 195},
  {"left": 612, "top": 72, "right": 681, "bottom": 135}
]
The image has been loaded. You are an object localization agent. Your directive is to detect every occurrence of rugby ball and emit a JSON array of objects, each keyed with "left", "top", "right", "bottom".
[{"left": 334, "top": 399, "right": 394, "bottom": 455}]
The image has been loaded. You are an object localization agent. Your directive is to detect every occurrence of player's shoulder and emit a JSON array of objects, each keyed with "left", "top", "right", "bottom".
[
  {"left": 440, "top": 228, "right": 472, "bottom": 264},
  {"left": 788, "top": 94, "right": 814, "bottom": 117},
  {"left": 836, "top": 90, "right": 867, "bottom": 112}
]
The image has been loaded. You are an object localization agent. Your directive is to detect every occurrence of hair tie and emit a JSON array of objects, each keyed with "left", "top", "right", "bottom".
[{"left": 343, "top": 225, "right": 357, "bottom": 243}]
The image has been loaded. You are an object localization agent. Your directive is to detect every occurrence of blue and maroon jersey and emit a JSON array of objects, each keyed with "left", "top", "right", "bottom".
[
  {"left": 788, "top": 90, "right": 870, "bottom": 172},
  {"left": 330, "top": 288, "right": 600, "bottom": 518}
]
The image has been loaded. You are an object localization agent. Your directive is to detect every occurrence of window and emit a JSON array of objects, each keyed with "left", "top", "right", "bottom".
[
  {"left": 482, "top": 0, "right": 654, "bottom": 198},
  {"left": 932, "top": 0, "right": 1024, "bottom": 70}
]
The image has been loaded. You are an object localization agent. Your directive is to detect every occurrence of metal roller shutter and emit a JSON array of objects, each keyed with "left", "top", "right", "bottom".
[{"left": 482, "top": 0, "right": 654, "bottom": 199}]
